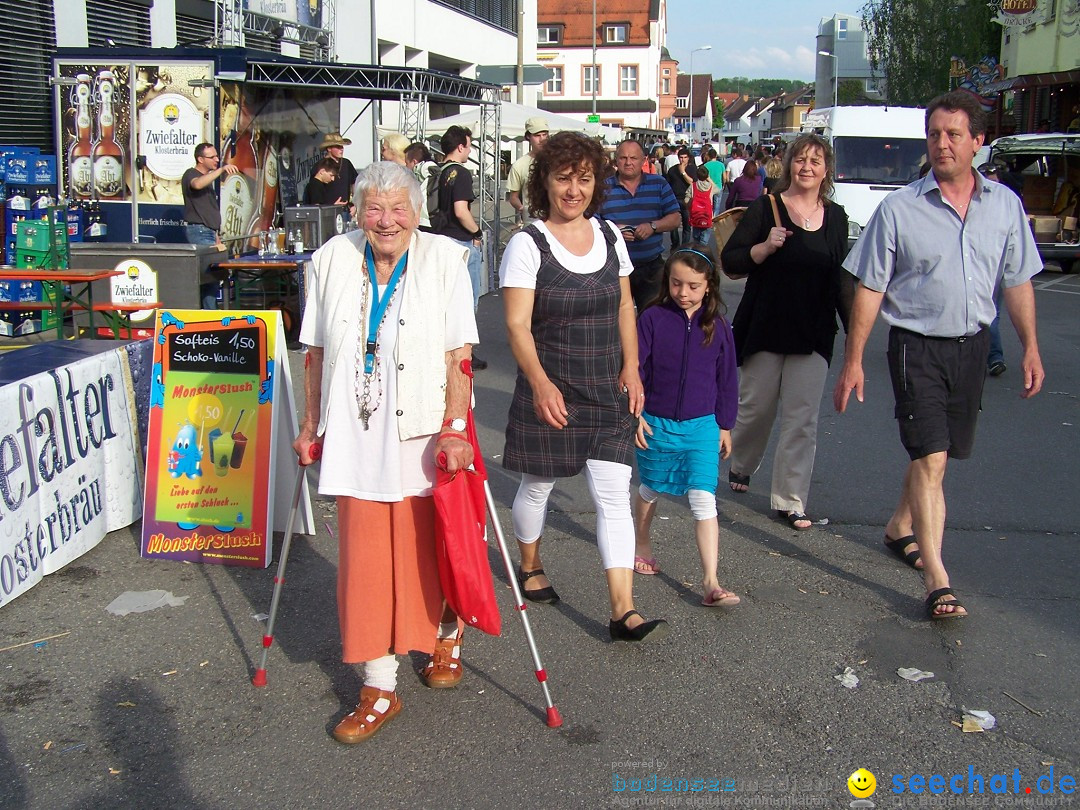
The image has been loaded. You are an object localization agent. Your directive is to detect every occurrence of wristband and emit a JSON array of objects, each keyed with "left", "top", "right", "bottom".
[{"left": 438, "top": 431, "right": 468, "bottom": 442}]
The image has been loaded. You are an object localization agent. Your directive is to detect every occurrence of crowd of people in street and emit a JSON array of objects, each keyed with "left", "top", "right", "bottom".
[{"left": 283, "top": 89, "right": 1044, "bottom": 745}]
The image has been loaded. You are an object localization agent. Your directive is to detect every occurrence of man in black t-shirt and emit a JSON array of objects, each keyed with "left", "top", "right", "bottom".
[
  {"left": 317, "top": 132, "right": 358, "bottom": 206},
  {"left": 183, "top": 142, "right": 239, "bottom": 307},
  {"left": 432, "top": 125, "right": 486, "bottom": 368},
  {"left": 303, "top": 158, "right": 340, "bottom": 205}
]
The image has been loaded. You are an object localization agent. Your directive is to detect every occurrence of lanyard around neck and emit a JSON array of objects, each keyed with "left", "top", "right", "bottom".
[{"left": 363, "top": 243, "right": 408, "bottom": 375}]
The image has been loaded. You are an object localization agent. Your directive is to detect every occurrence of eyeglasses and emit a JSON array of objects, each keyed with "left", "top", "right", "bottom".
[{"left": 199, "top": 152, "right": 219, "bottom": 160}]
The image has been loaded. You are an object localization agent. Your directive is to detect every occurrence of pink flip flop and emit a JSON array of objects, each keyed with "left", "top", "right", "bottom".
[
  {"left": 702, "top": 587, "right": 741, "bottom": 607},
  {"left": 633, "top": 556, "right": 660, "bottom": 575}
]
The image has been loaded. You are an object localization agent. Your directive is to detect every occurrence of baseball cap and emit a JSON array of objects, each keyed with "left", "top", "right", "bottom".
[{"left": 525, "top": 116, "right": 550, "bottom": 135}]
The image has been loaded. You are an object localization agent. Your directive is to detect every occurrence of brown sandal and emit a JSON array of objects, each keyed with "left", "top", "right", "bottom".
[
  {"left": 332, "top": 686, "right": 402, "bottom": 744},
  {"left": 422, "top": 632, "right": 464, "bottom": 688}
]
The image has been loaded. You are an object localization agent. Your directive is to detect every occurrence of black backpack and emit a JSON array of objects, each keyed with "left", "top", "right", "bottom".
[{"left": 426, "top": 163, "right": 449, "bottom": 233}]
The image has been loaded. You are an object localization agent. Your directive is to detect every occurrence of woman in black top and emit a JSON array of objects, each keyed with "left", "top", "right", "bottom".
[
  {"left": 721, "top": 133, "right": 851, "bottom": 530},
  {"left": 665, "top": 146, "right": 696, "bottom": 247}
]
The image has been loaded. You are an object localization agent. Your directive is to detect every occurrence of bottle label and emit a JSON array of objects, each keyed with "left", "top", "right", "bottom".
[
  {"left": 221, "top": 174, "right": 255, "bottom": 242},
  {"left": 70, "top": 156, "right": 92, "bottom": 197},
  {"left": 94, "top": 156, "right": 124, "bottom": 198},
  {"left": 265, "top": 147, "right": 278, "bottom": 189}
]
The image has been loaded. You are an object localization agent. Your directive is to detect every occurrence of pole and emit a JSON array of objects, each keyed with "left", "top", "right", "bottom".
[
  {"left": 516, "top": 0, "right": 524, "bottom": 104},
  {"left": 689, "top": 56, "right": 694, "bottom": 140},
  {"left": 591, "top": 0, "right": 597, "bottom": 117}
]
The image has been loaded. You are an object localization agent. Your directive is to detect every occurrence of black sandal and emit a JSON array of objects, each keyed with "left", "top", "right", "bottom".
[
  {"left": 925, "top": 587, "right": 967, "bottom": 620},
  {"left": 884, "top": 534, "right": 922, "bottom": 569},
  {"left": 608, "top": 610, "right": 669, "bottom": 643},
  {"left": 776, "top": 510, "right": 812, "bottom": 530},
  {"left": 516, "top": 567, "right": 560, "bottom": 605},
  {"left": 728, "top": 471, "right": 750, "bottom": 493}
]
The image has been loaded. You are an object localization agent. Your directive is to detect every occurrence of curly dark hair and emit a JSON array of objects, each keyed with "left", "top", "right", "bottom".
[{"left": 525, "top": 131, "right": 608, "bottom": 221}]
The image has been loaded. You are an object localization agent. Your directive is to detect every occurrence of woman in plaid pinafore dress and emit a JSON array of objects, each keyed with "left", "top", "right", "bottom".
[{"left": 499, "top": 132, "right": 669, "bottom": 643}]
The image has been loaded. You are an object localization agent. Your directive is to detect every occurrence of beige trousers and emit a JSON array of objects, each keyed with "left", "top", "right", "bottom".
[{"left": 729, "top": 351, "right": 828, "bottom": 514}]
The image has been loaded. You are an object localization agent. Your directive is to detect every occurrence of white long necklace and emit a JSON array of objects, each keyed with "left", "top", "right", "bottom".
[
  {"left": 785, "top": 197, "right": 821, "bottom": 228},
  {"left": 353, "top": 271, "right": 402, "bottom": 429}
]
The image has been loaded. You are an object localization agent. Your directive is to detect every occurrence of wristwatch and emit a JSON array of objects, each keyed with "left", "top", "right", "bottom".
[
  {"left": 649, "top": 221, "right": 658, "bottom": 233},
  {"left": 442, "top": 417, "right": 467, "bottom": 432}
]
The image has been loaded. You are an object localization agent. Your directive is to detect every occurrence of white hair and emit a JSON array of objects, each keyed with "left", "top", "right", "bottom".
[{"left": 352, "top": 160, "right": 423, "bottom": 213}]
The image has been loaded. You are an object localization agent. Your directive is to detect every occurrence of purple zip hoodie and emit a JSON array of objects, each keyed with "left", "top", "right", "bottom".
[{"left": 638, "top": 299, "right": 738, "bottom": 429}]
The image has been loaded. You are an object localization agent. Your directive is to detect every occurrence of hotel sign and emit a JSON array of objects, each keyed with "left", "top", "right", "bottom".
[{"left": 990, "top": 0, "right": 1048, "bottom": 26}]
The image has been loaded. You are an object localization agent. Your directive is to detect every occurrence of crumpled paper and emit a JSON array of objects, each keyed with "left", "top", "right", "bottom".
[
  {"left": 105, "top": 590, "right": 188, "bottom": 616},
  {"left": 898, "top": 667, "right": 935, "bottom": 682},
  {"left": 834, "top": 667, "right": 859, "bottom": 688},
  {"left": 961, "top": 708, "right": 997, "bottom": 732}
]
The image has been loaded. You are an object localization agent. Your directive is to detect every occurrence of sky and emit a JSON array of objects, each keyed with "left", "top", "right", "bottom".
[{"left": 664, "top": 0, "right": 864, "bottom": 82}]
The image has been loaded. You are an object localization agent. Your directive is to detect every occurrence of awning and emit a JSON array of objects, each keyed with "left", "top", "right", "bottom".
[{"left": 983, "top": 68, "right": 1080, "bottom": 94}]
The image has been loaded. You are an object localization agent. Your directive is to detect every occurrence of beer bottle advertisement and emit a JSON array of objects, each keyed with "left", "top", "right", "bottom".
[
  {"left": 218, "top": 85, "right": 258, "bottom": 250},
  {"left": 67, "top": 74, "right": 94, "bottom": 199},
  {"left": 57, "top": 63, "right": 131, "bottom": 202},
  {"left": 134, "top": 63, "right": 214, "bottom": 206},
  {"left": 255, "top": 129, "right": 280, "bottom": 233},
  {"left": 92, "top": 69, "right": 127, "bottom": 199}
]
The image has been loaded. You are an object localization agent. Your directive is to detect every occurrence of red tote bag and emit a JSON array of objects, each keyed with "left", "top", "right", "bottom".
[{"left": 433, "top": 405, "right": 501, "bottom": 636}]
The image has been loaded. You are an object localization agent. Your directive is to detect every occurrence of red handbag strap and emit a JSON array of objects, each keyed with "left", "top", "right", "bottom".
[{"left": 460, "top": 357, "right": 487, "bottom": 480}]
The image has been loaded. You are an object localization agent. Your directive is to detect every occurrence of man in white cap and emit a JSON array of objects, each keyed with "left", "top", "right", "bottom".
[
  {"left": 507, "top": 116, "right": 549, "bottom": 226},
  {"left": 317, "top": 132, "right": 357, "bottom": 206}
]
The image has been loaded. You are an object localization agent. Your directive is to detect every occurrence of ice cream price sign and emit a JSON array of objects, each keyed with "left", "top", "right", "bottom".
[{"left": 140, "top": 309, "right": 310, "bottom": 568}]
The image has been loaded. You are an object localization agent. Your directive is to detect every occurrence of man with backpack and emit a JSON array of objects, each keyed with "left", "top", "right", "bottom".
[
  {"left": 687, "top": 165, "right": 718, "bottom": 245},
  {"left": 431, "top": 125, "right": 487, "bottom": 369}
]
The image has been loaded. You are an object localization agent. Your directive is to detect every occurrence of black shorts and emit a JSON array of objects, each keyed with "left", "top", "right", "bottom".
[{"left": 886, "top": 327, "right": 990, "bottom": 461}]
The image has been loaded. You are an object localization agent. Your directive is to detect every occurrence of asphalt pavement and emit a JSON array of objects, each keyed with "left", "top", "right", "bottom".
[{"left": 1, "top": 269, "right": 1078, "bottom": 809}]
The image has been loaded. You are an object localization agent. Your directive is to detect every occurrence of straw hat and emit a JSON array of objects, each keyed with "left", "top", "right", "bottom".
[{"left": 319, "top": 132, "right": 352, "bottom": 149}]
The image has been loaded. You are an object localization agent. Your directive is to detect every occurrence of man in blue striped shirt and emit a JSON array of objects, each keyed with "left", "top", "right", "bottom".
[{"left": 600, "top": 140, "right": 682, "bottom": 309}]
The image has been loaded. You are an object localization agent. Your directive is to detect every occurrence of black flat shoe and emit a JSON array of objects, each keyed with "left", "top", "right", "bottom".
[
  {"left": 516, "top": 567, "right": 560, "bottom": 604},
  {"left": 471, "top": 354, "right": 488, "bottom": 371},
  {"left": 608, "top": 610, "right": 669, "bottom": 643}
]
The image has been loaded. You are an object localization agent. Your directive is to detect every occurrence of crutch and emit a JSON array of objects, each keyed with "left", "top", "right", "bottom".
[
  {"left": 483, "top": 480, "right": 563, "bottom": 728},
  {"left": 252, "top": 442, "right": 320, "bottom": 687}
]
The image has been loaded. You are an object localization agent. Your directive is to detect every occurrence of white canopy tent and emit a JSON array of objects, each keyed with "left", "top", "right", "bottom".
[{"left": 378, "top": 103, "right": 621, "bottom": 143}]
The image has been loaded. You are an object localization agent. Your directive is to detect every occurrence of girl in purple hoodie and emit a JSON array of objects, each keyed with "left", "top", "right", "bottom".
[{"left": 632, "top": 247, "right": 741, "bottom": 607}]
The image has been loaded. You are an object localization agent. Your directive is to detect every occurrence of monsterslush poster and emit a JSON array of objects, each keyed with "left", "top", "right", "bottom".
[{"left": 141, "top": 310, "right": 280, "bottom": 567}]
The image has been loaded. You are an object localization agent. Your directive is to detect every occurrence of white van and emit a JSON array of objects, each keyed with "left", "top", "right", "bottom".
[{"left": 801, "top": 106, "right": 927, "bottom": 246}]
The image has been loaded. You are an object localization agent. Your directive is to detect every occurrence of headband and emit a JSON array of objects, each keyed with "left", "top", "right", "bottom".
[{"left": 672, "top": 247, "right": 715, "bottom": 268}]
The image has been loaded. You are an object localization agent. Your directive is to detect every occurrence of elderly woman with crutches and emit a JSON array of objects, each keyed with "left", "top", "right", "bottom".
[{"left": 293, "top": 161, "right": 478, "bottom": 743}]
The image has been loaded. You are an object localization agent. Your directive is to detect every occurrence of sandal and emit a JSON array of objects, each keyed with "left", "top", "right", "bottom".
[
  {"left": 332, "top": 686, "right": 402, "bottom": 744},
  {"left": 884, "top": 534, "right": 922, "bottom": 569},
  {"left": 702, "top": 587, "right": 741, "bottom": 607},
  {"left": 516, "top": 567, "right": 560, "bottom": 604},
  {"left": 633, "top": 555, "right": 660, "bottom": 575},
  {"left": 422, "top": 632, "right": 464, "bottom": 688},
  {"left": 925, "top": 587, "right": 967, "bottom": 620},
  {"left": 728, "top": 471, "right": 750, "bottom": 494},
  {"left": 777, "top": 510, "right": 812, "bottom": 530},
  {"left": 608, "top": 609, "right": 669, "bottom": 643}
]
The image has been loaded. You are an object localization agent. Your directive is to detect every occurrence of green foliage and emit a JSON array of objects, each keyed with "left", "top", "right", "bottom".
[
  {"left": 712, "top": 77, "right": 804, "bottom": 98},
  {"left": 861, "top": 0, "right": 1000, "bottom": 106},
  {"left": 836, "top": 80, "right": 883, "bottom": 106}
]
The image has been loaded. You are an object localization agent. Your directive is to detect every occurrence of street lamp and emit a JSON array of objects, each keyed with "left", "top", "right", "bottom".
[
  {"left": 688, "top": 45, "right": 711, "bottom": 140},
  {"left": 818, "top": 50, "right": 838, "bottom": 109}
]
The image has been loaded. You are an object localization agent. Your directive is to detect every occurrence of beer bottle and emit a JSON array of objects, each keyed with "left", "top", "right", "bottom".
[
  {"left": 68, "top": 73, "right": 94, "bottom": 200},
  {"left": 221, "top": 125, "right": 257, "bottom": 251},
  {"left": 92, "top": 70, "right": 126, "bottom": 199},
  {"left": 255, "top": 129, "right": 279, "bottom": 233}
]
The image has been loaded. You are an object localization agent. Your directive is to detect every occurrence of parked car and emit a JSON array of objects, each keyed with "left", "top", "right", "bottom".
[{"left": 988, "top": 133, "right": 1080, "bottom": 273}]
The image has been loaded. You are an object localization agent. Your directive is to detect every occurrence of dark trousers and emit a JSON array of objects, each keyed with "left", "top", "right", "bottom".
[{"left": 629, "top": 254, "right": 665, "bottom": 311}]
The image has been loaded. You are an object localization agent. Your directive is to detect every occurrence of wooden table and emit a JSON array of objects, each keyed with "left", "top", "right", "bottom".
[
  {"left": 211, "top": 255, "right": 310, "bottom": 336},
  {"left": 0, "top": 268, "right": 124, "bottom": 340}
]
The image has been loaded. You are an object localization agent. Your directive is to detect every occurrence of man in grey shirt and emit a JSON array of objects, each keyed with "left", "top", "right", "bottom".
[{"left": 833, "top": 91, "right": 1045, "bottom": 621}]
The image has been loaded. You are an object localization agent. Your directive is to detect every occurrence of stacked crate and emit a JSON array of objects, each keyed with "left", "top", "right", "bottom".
[{"left": 0, "top": 208, "right": 66, "bottom": 335}]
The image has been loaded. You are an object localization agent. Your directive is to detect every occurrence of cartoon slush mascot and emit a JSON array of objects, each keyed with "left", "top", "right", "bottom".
[{"left": 167, "top": 423, "right": 203, "bottom": 479}]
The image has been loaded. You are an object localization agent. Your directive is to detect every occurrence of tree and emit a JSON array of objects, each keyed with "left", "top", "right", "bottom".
[
  {"left": 836, "top": 80, "right": 881, "bottom": 106},
  {"left": 861, "top": 0, "right": 1000, "bottom": 106}
]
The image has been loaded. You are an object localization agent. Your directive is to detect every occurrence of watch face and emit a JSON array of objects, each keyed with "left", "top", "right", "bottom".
[{"left": 450, "top": 418, "right": 467, "bottom": 432}]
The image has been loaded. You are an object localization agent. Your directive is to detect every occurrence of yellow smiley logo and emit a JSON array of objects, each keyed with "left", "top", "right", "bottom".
[{"left": 847, "top": 768, "right": 877, "bottom": 798}]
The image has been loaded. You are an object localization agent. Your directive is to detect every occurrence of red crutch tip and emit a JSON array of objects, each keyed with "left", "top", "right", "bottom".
[
  {"left": 261, "top": 635, "right": 273, "bottom": 648},
  {"left": 546, "top": 707, "right": 563, "bottom": 728},
  {"left": 252, "top": 669, "right": 267, "bottom": 687}
]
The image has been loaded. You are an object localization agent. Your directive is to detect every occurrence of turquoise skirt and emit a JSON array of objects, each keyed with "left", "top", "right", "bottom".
[{"left": 636, "top": 412, "right": 719, "bottom": 496}]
